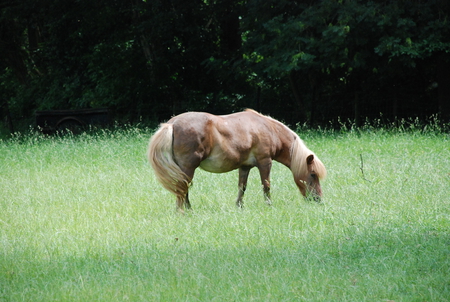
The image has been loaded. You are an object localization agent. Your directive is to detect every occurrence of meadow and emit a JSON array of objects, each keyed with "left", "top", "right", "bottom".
[{"left": 0, "top": 124, "right": 449, "bottom": 301}]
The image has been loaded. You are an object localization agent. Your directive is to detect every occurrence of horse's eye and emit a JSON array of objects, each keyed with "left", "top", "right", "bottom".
[{"left": 311, "top": 173, "right": 317, "bottom": 179}]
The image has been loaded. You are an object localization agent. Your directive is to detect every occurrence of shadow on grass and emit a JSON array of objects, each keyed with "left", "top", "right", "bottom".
[{"left": 2, "top": 225, "right": 449, "bottom": 301}]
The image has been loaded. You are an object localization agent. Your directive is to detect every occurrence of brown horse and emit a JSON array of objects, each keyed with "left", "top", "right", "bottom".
[{"left": 148, "top": 109, "right": 326, "bottom": 211}]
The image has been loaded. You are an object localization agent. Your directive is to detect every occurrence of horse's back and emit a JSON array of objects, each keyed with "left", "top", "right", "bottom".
[
  {"left": 168, "top": 110, "right": 275, "bottom": 147},
  {"left": 168, "top": 110, "right": 258, "bottom": 136}
]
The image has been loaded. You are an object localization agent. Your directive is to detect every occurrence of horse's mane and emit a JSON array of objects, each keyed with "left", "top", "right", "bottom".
[
  {"left": 290, "top": 133, "right": 327, "bottom": 180},
  {"left": 244, "top": 109, "right": 326, "bottom": 180}
]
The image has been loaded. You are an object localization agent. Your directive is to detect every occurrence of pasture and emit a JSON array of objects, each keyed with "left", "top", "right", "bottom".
[{"left": 1, "top": 126, "right": 449, "bottom": 301}]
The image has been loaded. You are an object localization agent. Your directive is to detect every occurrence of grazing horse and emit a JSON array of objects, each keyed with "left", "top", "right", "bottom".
[{"left": 148, "top": 109, "right": 326, "bottom": 211}]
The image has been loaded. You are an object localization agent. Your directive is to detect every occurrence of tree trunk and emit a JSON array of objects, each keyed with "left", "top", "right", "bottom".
[
  {"left": 437, "top": 53, "right": 450, "bottom": 121},
  {"left": 220, "top": 0, "right": 241, "bottom": 56},
  {"left": 131, "top": 0, "right": 155, "bottom": 81},
  {"left": 354, "top": 90, "right": 360, "bottom": 127},
  {"left": 288, "top": 71, "right": 306, "bottom": 122},
  {"left": 255, "top": 86, "right": 261, "bottom": 112},
  {"left": 1, "top": 99, "right": 14, "bottom": 133}
]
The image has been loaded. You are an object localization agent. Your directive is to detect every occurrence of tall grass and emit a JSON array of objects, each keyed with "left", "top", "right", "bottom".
[{"left": 1, "top": 126, "right": 449, "bottom": 301}]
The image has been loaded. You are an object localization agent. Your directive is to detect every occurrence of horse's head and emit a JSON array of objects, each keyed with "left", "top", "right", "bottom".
[
  {"left": 288, "top": 134, "right": 327, "bottom": 202},
  {"left": 297, "top": 154, "right": 325, "bottom": 202}
]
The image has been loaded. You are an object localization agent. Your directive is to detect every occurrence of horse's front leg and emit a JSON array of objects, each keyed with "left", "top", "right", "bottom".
[
  {"left": 236, "top": 166, "right": 251, "bottom": 208},
  {"left": 258, "top": 159, "right": 272, "bottom": 205}
]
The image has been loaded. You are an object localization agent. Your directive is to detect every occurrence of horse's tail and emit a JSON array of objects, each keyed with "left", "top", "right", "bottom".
[{"left": 147, "top": 123, "right": 191, "bottom": 197}]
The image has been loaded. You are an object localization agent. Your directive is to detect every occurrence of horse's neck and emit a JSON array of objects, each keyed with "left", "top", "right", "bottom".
[{"left": 273, "top": 125, "right": 296, "bottom": 168}]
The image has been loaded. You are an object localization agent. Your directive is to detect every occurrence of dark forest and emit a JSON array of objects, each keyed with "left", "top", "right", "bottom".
[{"left": 1, "top": 0, "right": 449, "bottom": 132}]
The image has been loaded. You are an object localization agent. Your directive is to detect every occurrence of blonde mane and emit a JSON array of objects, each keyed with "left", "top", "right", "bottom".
[
  {"left": 245, "top": 108, "right": 326, "bottom": 180},
  {"left": 290, "top": 134, "right": 327, "bottom": 180}
]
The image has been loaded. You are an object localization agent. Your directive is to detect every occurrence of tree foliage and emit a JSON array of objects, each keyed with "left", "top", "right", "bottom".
[{"left": 1, "top": 0, "right": 449, "bottom": 132}]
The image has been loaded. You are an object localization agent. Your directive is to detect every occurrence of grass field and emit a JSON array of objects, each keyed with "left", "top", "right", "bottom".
[{"left": 1, "top": 126, "right": 449, "bottom": 301}]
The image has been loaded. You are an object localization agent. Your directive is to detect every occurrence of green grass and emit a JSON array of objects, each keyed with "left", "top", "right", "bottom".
[{"left": 1, "top": 127, "right": 449, "bottom": 301}]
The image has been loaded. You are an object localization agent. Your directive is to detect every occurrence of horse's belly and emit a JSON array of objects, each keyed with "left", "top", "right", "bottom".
[
  {"left": 199, "top": 152, "right": 256, "bottom": 173},
  {"left": 199, "top": 157, "right": 235, "bottom": 173}
]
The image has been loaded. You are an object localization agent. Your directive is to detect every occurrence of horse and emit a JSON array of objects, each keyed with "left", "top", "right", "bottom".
[{"left": 148, "top": 109, "right": 326, "bottom": 212}]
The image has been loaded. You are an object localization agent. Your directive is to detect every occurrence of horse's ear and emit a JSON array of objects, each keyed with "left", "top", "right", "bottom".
[{"left": 306, "top": 154, "right": 314, "bottom": 166}]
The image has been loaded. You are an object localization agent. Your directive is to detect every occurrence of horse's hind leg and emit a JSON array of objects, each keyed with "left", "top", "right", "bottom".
[
  {"left": 236, "top": 167, "right": 251, "bottom": 208},
  {"left": 185, "top": 192, "right": 191, "bottom": 209},
  {"left": 176, "top": 192, "right": 191, "bottom": 213},
  {"left": 174, "top": 167, "right": 195, "bottom": 213},
  {"left": 176, "top": 196, "right": 183, "bottom": 213}
]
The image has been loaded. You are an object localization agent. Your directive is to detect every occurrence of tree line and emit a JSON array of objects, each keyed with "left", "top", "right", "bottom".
[{"left": 1, "top": 0, "right": 449, "bottom": 132}]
